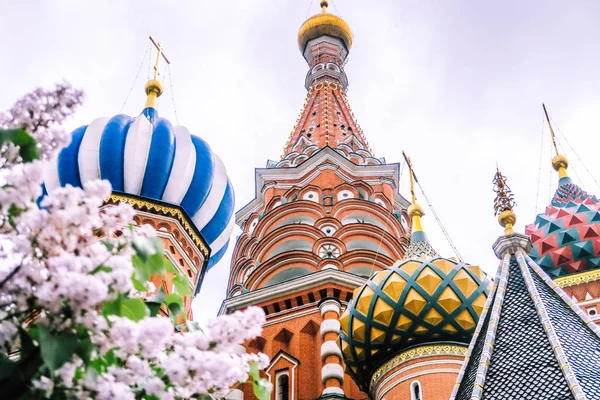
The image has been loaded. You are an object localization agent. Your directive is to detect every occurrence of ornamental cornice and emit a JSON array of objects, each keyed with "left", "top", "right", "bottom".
[
  {"left": 553, "top": 268, "right": 600, "bottom": 288},
  {"left": 236, "top": 148, "right": 403, "bottom": 224},
  {"left": 106, "top": 193, "right": 210, "bottom": 257},
  {"left": 369, "top": 343, "right": 468, "bottom": 393},
  {"left": 219, "top": 269, "right": 367, "bottom": 315}
]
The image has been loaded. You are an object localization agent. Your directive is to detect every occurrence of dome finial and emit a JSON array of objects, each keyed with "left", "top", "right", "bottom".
[
  {"left": 145, "top": 36, "right": 170, "bottom": 109},
  {"left": 493, "top": 166, "right": 517, "bottom": 235},
  {"left": 542, "top": 103, "right": 569, "bottom": 181},
  {"left": 320, "top": 0, "right": 328, "bottom": 12},
  {"left": 402, "top": 151, "right": 424, "bottom": 233}
]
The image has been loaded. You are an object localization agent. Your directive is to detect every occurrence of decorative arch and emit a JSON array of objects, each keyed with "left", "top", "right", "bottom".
[
  {"left": 249, "top": 251, "right": 320, "bottom": 290},
  {"left": 253, "top": 201, "right": 325, "bottom": 239}
]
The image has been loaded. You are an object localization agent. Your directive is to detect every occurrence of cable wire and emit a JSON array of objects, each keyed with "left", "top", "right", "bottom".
[
  {"left": 305, "top": 0, "right": 314, "bottom": 19},
  {"left": 331, "top": 0, "right": 342, "bottom": 16},
  {"left": 167, "top": 64, "right": 180, "bottom": 125},
  {"left": 415, "top": 179, "right": 463, "bottom": 261},
  {"left": 550, "top": 115, "right": 600, "bottom": 192},
  {"left": 119, "top": 42, "right": 151, "bottom": 113}
]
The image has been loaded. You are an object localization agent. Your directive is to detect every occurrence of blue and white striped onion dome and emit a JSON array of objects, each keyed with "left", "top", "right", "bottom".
[{"left": 43, "top": 107, "right": 234, "bottom": 272}]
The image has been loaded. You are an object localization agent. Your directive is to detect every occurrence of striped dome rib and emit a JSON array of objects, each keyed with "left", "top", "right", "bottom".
[{"left": 45, "top": 107, "right": 234, "bottom": 271}]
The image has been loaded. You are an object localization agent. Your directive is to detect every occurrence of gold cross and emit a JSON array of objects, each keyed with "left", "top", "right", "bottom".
[{"left": 149, "top": 35, "right": 170, "bottom": 80}]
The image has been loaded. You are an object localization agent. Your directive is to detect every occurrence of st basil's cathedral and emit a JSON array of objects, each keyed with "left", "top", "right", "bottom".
[{"left": 48, "top": 1, "right": 600, "bottom": 399}]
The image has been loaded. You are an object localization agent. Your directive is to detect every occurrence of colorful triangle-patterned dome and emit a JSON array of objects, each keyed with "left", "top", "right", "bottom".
[{"left": 526, "top": 177, "right": 600, "bottom": 278}]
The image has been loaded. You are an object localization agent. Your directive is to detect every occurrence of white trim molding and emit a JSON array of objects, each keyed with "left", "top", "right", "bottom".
[
  {"left": 320, "top": 320, "right": 341, "bottom": 336},
  {"left": 319, "top": 299, "right": 342, "bottom": 317},
  {"left": 321, "top": 340, "right": 342, "bottom": 360},
  {"left": 321, "top": 364, "right": 344, "bottom": 384}
]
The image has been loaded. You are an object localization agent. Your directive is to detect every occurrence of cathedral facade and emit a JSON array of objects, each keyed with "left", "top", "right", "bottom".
[
  {"left": 46, "top": 2, "right": 600, "bottom": 399},
  {"left": 220, "top": 2, "right": 600, "bottom": 399}
]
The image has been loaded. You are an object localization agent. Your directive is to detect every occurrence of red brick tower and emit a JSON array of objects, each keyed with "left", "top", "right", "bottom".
[{"left": 220, "top": 2, "right": 410, "bottom": 399}]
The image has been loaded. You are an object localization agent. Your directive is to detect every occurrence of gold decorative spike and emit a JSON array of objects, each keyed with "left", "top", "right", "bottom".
[
  {"left": 414, "top": 325, "right": 429, "bottom": 334},
  {"left": 493, "top": 167, "right": 517, "bottom": 235},
  {"left": 382, "top": 272, "right": 406, "bottom": 302},
  {"left": 352, "top": 319, "right": 366, "bottom": 342},
  {"left": 371, "top": 270, "right": 389, "bottom": 286},
  {"left": 399, "top": 260, "right": 421, "bottom": 275},
  {"left": 403, "top": 288, "right": 427, "bottom": 315},
  {"left": 443, "top": 323, "right": 458, "bottom": 333},
  {"left": 145, "top": 36, "right": 171, "bottom": 109},
  {"left": 472, "top": 293, "right": 487, "bottom": 317},
  {"left": 373, "top": 298, "right": 394, "bottom": 325},
  {"left": 371, "top": 349, "right": 379, "bottom": 357},
  {"left": 467, "top": 265, "right": 486, "bottom": 281},
  {"left": 453, "top": 269, "right": 478, "bottom": 298},
  {"left": 391, "top": 334, "right": 402, "bottom": 343},
  {"left": 339, "top": 309, "right": 350, "bottom": 334},
  {"left": 455, "top": 309, "right": 476, "bottom": 330},
  {"left": 396, "top": 314, "right": 412, "bottom": 331},
  {"left": 341, "top": 340, "right": 352, "bottom": 359},
  {"left": 355, "top": 286, "right": 374, "bottom": 316},
  {"left": 433, "top": 258, "right": 457, "bottom": 275},
  {"left": 354, "top": 345, "right": 366, "bottom": 360},
  {"left": 370, "top": 327, "right": 386, "bottom": 344},
  {"left": 423, "top": 307, "right": 444, "bottom": 326},
  {"left": 416, "top": 267, "right": 443, "bottom": 295},
  {"left": 438, "top": 286, "right": 462, "bottom": 314}
]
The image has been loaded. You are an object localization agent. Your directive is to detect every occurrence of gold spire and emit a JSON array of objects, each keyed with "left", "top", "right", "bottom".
[
  {"left": 493, "top": 167, "right": 517, "bottom": 235},
  {"left": 321, "top": 0, "right": 329, "bottom": 12},
  {"left": 542, "top": 103, "right": 569, "bottom": 180},
  {"left": 402, "top": 151, "right": 424, "bottom": 233},
  {"left": 144, "top": 36, "right": 170, "bottom": 109}
]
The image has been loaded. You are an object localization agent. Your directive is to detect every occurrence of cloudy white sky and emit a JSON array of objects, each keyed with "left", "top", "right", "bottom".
[{"left": 2, "top": 1, "right": 600, "bottom": 323}]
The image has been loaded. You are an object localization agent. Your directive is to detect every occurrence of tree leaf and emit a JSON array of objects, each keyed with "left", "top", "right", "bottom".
[
  {"left": 75, "top": 338, "right": 94, "bottom": 365},
  {"left": 145, "top": 301, "right": 162, "bottom": 317},
  {"left": 121, "top": 298, "right": 148, "bottom": 322},
  {"left": 166, "top": 293, "right": 183, "bottom": 307},
  {"left": 0, "top": 128, "right": 39, "bottom": 162},
  {"left": 172, "top": 274, "right": 192, "bottom": 297},
  {"left": 37, "top": 325, "right": 78, "bottom": 374},
  {"left": 131, "top": 273, "right": 147, "bottom": 292},
  {"left": 248, "top": 361, "right": 272, "bottom": 400},
  {"left": 0, "top": 354, "right": 17, "bottom": 380},
  {"left": 102, "top": 296, "right": 122, "bottom": 317},
  {"left": 167, "top": 302, "right": 182, "bottom": 316},
  {"left": 252, "top": 377, "right": 273, "bottom": 400}
]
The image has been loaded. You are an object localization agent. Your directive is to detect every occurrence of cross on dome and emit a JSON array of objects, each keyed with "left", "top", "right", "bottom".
[{"left": 145, "top": 35, "right": 171, "bottom": 109}]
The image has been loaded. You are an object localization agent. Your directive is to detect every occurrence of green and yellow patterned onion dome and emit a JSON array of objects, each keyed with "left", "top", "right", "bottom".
[
  {"left": 339, "top": 203, "right": 491, "bottom": 390},
  {"left": 525, "top": 155, "right": 600, "bottom": 278}
]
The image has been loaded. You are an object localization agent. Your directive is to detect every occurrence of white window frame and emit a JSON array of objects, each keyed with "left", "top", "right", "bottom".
[
  {"left": 410, "top": 380, "right": 423, "bottom": 400},
  {"left": 275, "top": 369, "right": 290, "bottom": 400}
]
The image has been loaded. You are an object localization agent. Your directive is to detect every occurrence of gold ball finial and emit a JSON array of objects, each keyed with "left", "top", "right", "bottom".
[
  {"left": 552, "top": 154, "right": 569, "bottom": 172},
  {"left": 498, "top": 210, "right": 517, "bottom": 234},
  {"left": 320, "top": 0, "right": 329, "bottom": 11},
  {"left": 407, "top": 204, "right": 424, "bottom": 219},
  {"left": 145, "top": 79, "right": 163, "bottom": 97}
]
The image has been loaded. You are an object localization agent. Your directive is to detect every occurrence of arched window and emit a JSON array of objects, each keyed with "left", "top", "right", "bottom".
[
  {"left": 410, "top": 381, "right": 422, "bottom": 400},
  {"left": 276, "top": 371, "right": 290, "bottom": 400}
]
